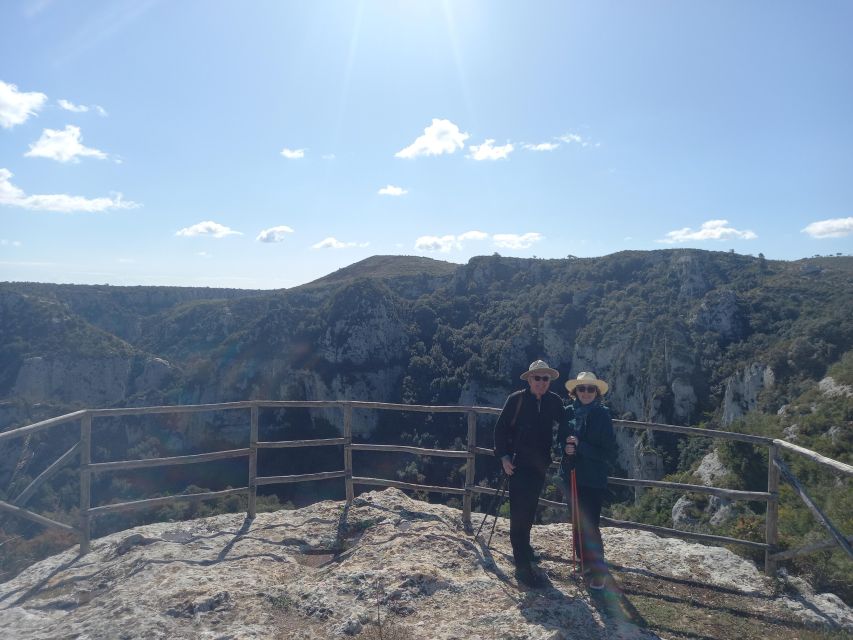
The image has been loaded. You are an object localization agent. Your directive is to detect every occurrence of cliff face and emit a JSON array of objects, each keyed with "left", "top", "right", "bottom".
[
  {"left": 0, "top": 488, "right": 848, "bottom": 639},
  {"left": 2, "top": 251, "right": 852, "bottom": 483}
]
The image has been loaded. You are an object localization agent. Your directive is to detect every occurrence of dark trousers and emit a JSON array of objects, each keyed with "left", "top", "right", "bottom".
[
  {"left": 570, "top": 485, "right": 606, "bottom": 574},
  {"left": 508, "top": 466, "right": 546, "bottom": 565}
]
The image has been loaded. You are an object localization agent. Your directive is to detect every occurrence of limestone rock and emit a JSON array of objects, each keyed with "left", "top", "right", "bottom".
[
  {"left": 2, "top": 489, "right": 848, "bottom": 639},
  {"left": 721, "top": 363, "right": 775, "bottom": 426}
]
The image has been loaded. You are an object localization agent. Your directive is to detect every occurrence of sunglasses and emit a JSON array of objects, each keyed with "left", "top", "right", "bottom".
[
  {"left": 532, "top": 375, "right": 551, "bottom": 382},
  {"left": 575, "top": 385, "right": 598, "bottom": 393}
]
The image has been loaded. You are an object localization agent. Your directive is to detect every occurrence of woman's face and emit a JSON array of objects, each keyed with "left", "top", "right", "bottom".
[{"left": 574, "top": 384, "right": 598, "bottom": 405}]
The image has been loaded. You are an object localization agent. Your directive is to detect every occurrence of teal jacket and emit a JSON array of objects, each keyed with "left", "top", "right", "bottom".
[{"left": 557, "top": 399, "right": 616, "bottom": 490}]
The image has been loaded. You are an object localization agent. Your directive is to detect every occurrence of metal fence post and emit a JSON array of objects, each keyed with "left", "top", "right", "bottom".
[
  {"left": 248, "top": 403, "right": 258, "bottom": 518},
  {"left": 765, "top": 443, "right": 780, "bottom": 575},
  {"left": 463, "top": 411, "right": 477, "bottom": 528},
  {"left": 79, "top": 413, "right": 92, "bottom": 555}
]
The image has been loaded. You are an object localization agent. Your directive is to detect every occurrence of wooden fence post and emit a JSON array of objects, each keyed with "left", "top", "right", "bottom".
[
  {"left": 248, "top": 403, "right": 258, "bottom": 518},
  {"left": 765, "top": 443, "right": 780, "bottom": 575},
  {"left": 344, "top": 403, "right": 354, "bottom": 503},
  {"left": 463, "top": 411, "right": 477, "bottom": 528},
  {"left": 79, "top": 413, "right": 92, "bottom": 555}
]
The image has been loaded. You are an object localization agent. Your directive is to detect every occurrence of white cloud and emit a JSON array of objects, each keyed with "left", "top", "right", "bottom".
[
  {"left": 196, "top": 251, "right": 212, "bottom": 258},
  {"left": 0, "top": 80, "right": 47, "bottom": 128},
  {"left": 493, "top": 232, "right": 543, "bottom": 249},
  {"left": 414, "top": 230, "right": 492, "bottom": 253},
  {"left": 322, "top": 153, "right": 335, "bottom": 160},
  {"left": 312, "top": 237, "right": 369, "bottom": 249},
  {"left": 378, "top": 184, "right": 408, "bottom": 196},
  {"left": 256, "top": 225, "right": 295, "bottom": 243},
  {"left": 176, "top": 221, "right": 242, "bottom": 238},
  {"left": 0, "top": 167, "right": 138, "bottom": 212},
  {"left": 395, "top": 119, "right": 469, "bottom": 159},
  {"left": 280, "top": 148, "right": 305, "bottom": 159},
  {"left": 25, "top": 125, "right": 108, "bottom": 163},
  {"left": 1, "top": 239, "right": 22, "bottom": 247},
  {"left": 801, "top": 217, "right": 853, "bottom": 239},
  {"left": 523, "top": 142, "right": 560, "bottom": 152},
  {"left": 658, "top": 219, "right": 757, "bottom": 244},
  {"left": 94, "top": 105, "right": 108, "bottom": 117},
  {"left": 415, "top": 234, "right": 457, "bottom": 253},
  {"left": 467, "top": 139, "right": 514, "bottom": 161},
  {"left": 458, "top": 230, "right": 489, "bottom": 242},
  {"left": 58, "top": 99, "right": 88, "bottom": 113},
  {"left": 559, "top": 133, "right": 591, "bottom": 147}
]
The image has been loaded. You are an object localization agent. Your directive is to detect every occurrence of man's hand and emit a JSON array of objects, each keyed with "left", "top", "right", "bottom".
[
  {"left": 564, "top": 435, "right": 578, "bottom": 456},
  {"left": 501, "top": 455, "right": 515, "bottom": 476}
]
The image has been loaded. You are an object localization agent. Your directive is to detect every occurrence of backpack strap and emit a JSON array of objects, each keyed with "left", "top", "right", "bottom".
[{"left": 510, "top": 393, "right": 524, "bottom": 430}]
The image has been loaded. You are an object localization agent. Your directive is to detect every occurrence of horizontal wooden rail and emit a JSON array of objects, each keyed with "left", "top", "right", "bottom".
[
  {"left": 88, "top": 448, "right": 250, "bottom": 473},
  {"left": 469, "top": 476, "right": 771, "bottom": 503},
  {"left": 614, "top": 419, "right": 773, "bottom": 445},
  {"left": 774, "top": 457, "right": 853, "bottom": 561},
  {"left": 14, "top": 442, "right": 80, "bottom": 506},
  {"left": 769, "top": 535, "right": 853, "bottom": 562},
  {"left": 256, "top": 400, "right": 345, "bottom": 409},
  {"left": 348, "top": 401, "right": 501, "bottom": 415},
  {"left": 88, "top": 402, "right": 253, "bottom": 417},
  {"left": 774, "top": 439, "right": 853, "bottom": 477},
  {"left": 257, "top": 438, "right": 346, "bottom": 449},
  {"left": 352, "top": 476, "right": 466, "bottom": 495},
  {"left": 468, "top": 486, "right": 769, "bottom": 550},
  {"left": 351, "top": 443, "right": 469, "bottom": 458},
  {"left": 0, "top": 410, "right": 87, "bottom": 442},
  {"left": 0, "top": 499, "right": 77, "bottom": 533},
  {"left": 607, "top": 477, "right": 773, "bottom": 502},
  {"left": 599, "top": 516, "right": 770, "bottom": 550},
  {"left": 472, "top": 446, "right": 495, "bottom": 457},
  {"left": 256, "top": 470, "right": 346, "bottom": 486},
  {"left": 88, "top": 488, "right": 248, "bottom": 515}
]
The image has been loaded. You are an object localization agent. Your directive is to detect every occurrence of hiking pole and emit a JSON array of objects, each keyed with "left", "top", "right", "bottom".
[
  {"left": 571, "top": 468, "right": 585, "bottom": 576},
  {"left": 486, "top": 472, "right": 510, "bottom": 548},
  {"left": 474, "top": 470, "right": 508, "bottom": 544}
]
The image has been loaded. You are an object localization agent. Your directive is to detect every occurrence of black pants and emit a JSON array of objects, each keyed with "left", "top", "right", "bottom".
[
  {"left": 570, "top": 485, "right": 606, "bottom": 575},
  {"left": 508, "top": 466, "right": 546, "bottom": 565}
]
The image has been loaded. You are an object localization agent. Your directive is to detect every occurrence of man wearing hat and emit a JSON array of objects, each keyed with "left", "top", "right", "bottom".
[{"left": 493, "top": 360, "right": 565, "bottom": 587}]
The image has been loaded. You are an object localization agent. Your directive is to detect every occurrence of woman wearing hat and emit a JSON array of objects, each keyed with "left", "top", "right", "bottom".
[
  {"left": 559, "top": 371, "right": 617, "bottom": 590},
  {"left": 493, "top": 360, "right": 565, "bottom": 587}
]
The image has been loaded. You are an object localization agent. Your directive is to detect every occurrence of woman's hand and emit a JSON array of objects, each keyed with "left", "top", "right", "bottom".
[
  {"left": 501, "top": 455, "right": 515, "bottom": 476},
  {"left": 564, "top": 435, "right": 578, "bottom": 456}
]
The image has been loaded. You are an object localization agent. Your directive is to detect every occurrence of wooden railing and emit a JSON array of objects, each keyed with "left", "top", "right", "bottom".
[{"left": 1, "top": 400, "right": 850, "bottom": 575}]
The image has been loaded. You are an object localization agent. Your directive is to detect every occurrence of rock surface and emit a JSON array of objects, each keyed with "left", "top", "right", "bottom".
[{"left": 0, "top": 488, "right": 850, "bottom": 639}]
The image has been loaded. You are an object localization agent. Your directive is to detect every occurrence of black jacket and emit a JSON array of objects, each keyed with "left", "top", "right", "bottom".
[
  {"left": 557, "top": 399, "right": 616, "bottom": 489},
  {"left": 494, "top": 389, "right": 564, "bottom": 474}
]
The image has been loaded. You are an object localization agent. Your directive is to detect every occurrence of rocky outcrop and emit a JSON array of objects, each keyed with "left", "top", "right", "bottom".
[
  {"left": 721, "top": 363, "right": 775, "bottom": 426},
  {"left": 12, "top": 355, "right": 176, "bottom": 407},
  {"left": 818, "top": 376, "right": 853, "bottom": 398},
  {"left": 690, "top": 289, "right": 746, "bottom": 343},
  {"left": 0, "top": 489, "right": 849, "bottom": 639}
]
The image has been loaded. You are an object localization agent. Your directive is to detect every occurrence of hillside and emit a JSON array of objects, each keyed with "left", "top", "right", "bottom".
[
  {"left": 0, "top": 249, "right": 851, "bottom": 600},
  {"left": 0, "top": 488, "right": 849, "bottom": 639}
]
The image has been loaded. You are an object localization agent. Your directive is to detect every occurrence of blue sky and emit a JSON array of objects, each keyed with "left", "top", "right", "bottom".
[{"left": 1, "top": 1, "right": 852, "bottom": 289}]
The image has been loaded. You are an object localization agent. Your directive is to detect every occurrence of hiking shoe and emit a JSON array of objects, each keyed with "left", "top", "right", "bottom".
[
  {"left": 515, "top": 563, "right": 543, "bottom": 588},
  {"left": 525, "top": 546, "right": 541, "bottom": 563},
  {"left": 588, "top": 573, "right": 607, "bottom": 590}
]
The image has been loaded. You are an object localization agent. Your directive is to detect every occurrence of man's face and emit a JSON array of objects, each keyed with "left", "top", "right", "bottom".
[{"left": 527, "top": 372, "right": 551, "bottom": 397}]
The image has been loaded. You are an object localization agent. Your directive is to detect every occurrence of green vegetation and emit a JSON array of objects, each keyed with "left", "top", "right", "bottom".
[{"left": 1, "top": 249, "right": 851, "bottom": 601}]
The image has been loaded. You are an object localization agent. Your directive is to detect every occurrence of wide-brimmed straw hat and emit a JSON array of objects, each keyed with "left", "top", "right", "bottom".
[
  {"left": 520, "top": 360, "right": 560, "bottom": 381},
  {"left": 565, "top": 371, "right": 609, "bottom": 396}
]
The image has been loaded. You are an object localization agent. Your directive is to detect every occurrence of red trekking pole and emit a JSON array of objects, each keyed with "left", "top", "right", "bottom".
[{"left": 570, "top": 468, "right": 585, "bottom": 576}]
